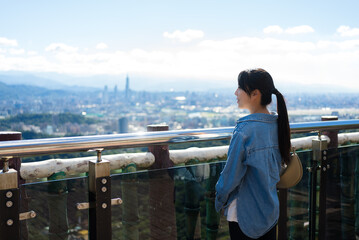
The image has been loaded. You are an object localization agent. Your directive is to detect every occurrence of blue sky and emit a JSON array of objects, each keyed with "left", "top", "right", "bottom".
[{"left": 1, "top": 0, "right": 359, "bottom": 91}]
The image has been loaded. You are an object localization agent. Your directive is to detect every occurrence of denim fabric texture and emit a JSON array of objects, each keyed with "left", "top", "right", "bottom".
[{"left": 215, "top": 113, "right": 282, "bottom": 239}]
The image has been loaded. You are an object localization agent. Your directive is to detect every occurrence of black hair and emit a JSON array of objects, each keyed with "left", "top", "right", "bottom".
[{"left": 238, "top": 68, "right": 291, "bottom": 164}]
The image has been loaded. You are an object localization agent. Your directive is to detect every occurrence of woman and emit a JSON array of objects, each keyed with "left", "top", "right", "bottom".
[{"left": 215, "top": 68, "right": 291, "bottom": 239}]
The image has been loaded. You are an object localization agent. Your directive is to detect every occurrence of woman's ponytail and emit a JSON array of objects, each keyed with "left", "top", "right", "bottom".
[
  {"left": 274, "top": 89, "right": 291, "bottom": 164},
  {"left": 238, "top": 68, "right": 291, "bottom": 164}
]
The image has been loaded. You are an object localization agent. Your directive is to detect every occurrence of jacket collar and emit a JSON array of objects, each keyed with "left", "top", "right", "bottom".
[{"left": 237, "top": 112, "right": 278, "bottom": 123}]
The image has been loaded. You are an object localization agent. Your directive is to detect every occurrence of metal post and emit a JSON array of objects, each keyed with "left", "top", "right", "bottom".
[
  {"left": 317, "top": 140, "right": 328, "bottom": 240},
  {"left": 310, "top": 136, "right": 328, "bottom": 240},
  {"left": 0, "top": 157, "right": 20, "bottom": 240},
  {"left": 88, "top": 148, "right": 111, "bottom": 240},
  {"left": 0, "top": 132, "right": 22, "bottom": 184},
  {"left": 0, "top": 132, "right": 23, "bottom": 240}
]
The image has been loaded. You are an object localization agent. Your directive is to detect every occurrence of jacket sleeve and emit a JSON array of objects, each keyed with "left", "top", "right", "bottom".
[{"left": 215, "top": 130, "right": 247, "bottom": 212}]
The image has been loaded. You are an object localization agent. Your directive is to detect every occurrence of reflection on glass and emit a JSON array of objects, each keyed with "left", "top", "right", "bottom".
[
  {"left": 111, "top": 162, "right": 230, "bottom": 240},
  {"left": 175, "top": 164, "right": 222, "bottom": 239},
  {"left": 22, "top": 177, "right": 88, "bottom": 240},
  {"left": 287, "top": 150, "right": 311, "bottom": 240},
  {"left": 121, "top": 164, "right": 139, "bottom": 240},
  {"left": 19, "top": 146, "right": 359, "bottom": 240}
]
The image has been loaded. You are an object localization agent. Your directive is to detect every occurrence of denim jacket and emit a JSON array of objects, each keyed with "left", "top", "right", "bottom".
[{"left": 215, "top": 113, "right": 282, "bottom": 238}]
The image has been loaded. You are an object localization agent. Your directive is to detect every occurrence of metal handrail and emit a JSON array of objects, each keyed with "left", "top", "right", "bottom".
[{"left": 1, "top": 120, "right": 359, "bottom": 158}]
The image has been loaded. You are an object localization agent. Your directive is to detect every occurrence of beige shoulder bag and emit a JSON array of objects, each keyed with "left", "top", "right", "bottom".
[{"left": 277, "top": 148, "right": 303, "bottom": 189}]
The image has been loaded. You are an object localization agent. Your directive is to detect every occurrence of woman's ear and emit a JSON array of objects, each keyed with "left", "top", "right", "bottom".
[{"left": 251, "top": 89, "right": 260, "bottom": 97}]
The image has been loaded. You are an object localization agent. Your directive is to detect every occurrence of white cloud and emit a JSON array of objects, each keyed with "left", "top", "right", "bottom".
[
  {"left": 337, "top": 25, "right": 359, "bottom": 37},
  {"left": 263, "top": 25, "right": 315, "bottom": 35},
  {"left": 27, "top": 51, "right": 38, "bottom": 56},
  {"left": 285, "top": 25, "right": 315, "bottom": 34},
  {"left": 1, "top": 34, "right": 358, "bottom": 90},
  {"left": 263, "top": 25, "right": 283, "bottom": 34},
  {"left": 96, "top": 42, "right": 108, "bottom": 50},
  {"left": 0, "top": 37, "right": 18, "bottom": 47},
  {"left": 45, "top": 43, "right": 78, "bottom": 53},
  {"left": 163, "top": 29, "right": 204, "bottom": 42},
  {"left": 9, "top": 48, "right": 25, "bottom": 55}
]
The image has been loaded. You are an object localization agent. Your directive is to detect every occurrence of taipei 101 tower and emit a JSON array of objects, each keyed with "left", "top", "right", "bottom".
[{"left": 125, "top": 75, "right": 130, "bottom": 100}]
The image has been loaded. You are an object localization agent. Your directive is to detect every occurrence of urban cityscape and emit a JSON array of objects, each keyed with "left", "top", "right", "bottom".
[{"left": 1, "top": 75, "right": 358, "bottom": 139}]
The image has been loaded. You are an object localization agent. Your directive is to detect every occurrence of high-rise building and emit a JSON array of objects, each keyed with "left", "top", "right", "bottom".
[
  {"left": 125, "top": 75, "right": 130, "bottom": 100},
  {"left": 114, "top": 85, "right": 118, "bottom": 101},
  {"left": 102, "top": 85, "right": 109, "bottom": 104},
  {"left": 118, "top": 117, "right": 129, "bottom": 133}
]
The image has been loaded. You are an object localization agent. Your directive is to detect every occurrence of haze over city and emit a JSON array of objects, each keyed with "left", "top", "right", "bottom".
[{"left": 0, "top": 0, "right": 359, "bottom": 91}]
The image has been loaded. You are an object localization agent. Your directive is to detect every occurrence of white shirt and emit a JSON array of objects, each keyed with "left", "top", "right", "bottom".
[{"left": 226, "top": 199, "right": 238, "bottom": 222}]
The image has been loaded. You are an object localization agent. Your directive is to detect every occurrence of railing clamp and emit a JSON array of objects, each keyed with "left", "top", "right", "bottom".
[
  {"left": 88, "top": 148, "right": 104, "bottom": 163},
  {"left": 19, "top": 211, "right": 37, "bottom": 221},
  {"left": 1, "top": 156, "right": 13, "bottom": 173},
  {"left": 76, "top": 198, "right": 123, "bottom": 210}
]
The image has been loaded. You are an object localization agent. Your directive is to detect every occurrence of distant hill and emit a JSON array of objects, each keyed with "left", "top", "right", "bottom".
[
  {"left": 0, "top": 71, "right": 99, "bottom": 92},
  {"left": 0, "top": 70, "right": 356, "bottom": 93},
  {"left": 0, "top": 81, "right": 69, "bottom": 100}
]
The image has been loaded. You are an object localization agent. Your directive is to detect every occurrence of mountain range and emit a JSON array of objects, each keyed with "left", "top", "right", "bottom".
[{"left": 0, "top": 71, "right": 356, "bottom": 94}]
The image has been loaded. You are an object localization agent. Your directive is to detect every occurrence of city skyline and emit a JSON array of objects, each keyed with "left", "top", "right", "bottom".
[{"left": 0, "top": 0, "right": 359, "bottom": 91}]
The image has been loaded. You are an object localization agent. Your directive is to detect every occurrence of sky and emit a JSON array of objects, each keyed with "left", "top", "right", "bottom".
[{"left": 0, "top": 0, "right": 359, "bottom": 91}]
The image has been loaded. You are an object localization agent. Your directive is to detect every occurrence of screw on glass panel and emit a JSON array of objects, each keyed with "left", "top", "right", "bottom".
[
  {"left": 30, "top": 211, "right": 37, "bottom": 219},
  {"left": 6, "top": 219, "right": 13, "bottom": 226},
  {"left": 6, "top": 201, "right": 13, "bottom": 208},
  {"left": 101, "top": 178, "right": 107, "bottom": 184},
  {"left": 102, "top": 203, "right": 107, "bottom": 209},
  {"left": 6, "top": 191, "right": 13, "bottom": 198},
  {"left": 101, "top": 187, "right": 107, "bottom": 192}
]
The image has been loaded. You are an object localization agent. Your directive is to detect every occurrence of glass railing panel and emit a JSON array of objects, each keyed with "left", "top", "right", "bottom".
[
  {"left": 328, "top": 144, "right": 359, "bottom": 239},
  {"left": 20, "top": 177, "right": 89, "bottom": 240},
  {"left": 18, "top": 144, "right": 359, "bottom": 240},
  {"left": 286, "top": 144, "right": 359, "bottom": 240},
  {"left": 111, "top": 162, "right": 229, "bottom": 240},
  {"left": 286, "top": 150, "right": 312, "bottom": 240}
]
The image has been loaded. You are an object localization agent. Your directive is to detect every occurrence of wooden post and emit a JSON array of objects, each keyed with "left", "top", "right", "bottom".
[
  {"left": 321, "top": 116, "right": 338, "bottom": 149},
  {"left": 147, "top": 125, "right": 177, "bottom": 239},
  {"left": 321, "top": 116, "right": 341, "bottom": 240},
  {"left": 147, "top": 125, "right": 173, "bottom": 169}
]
